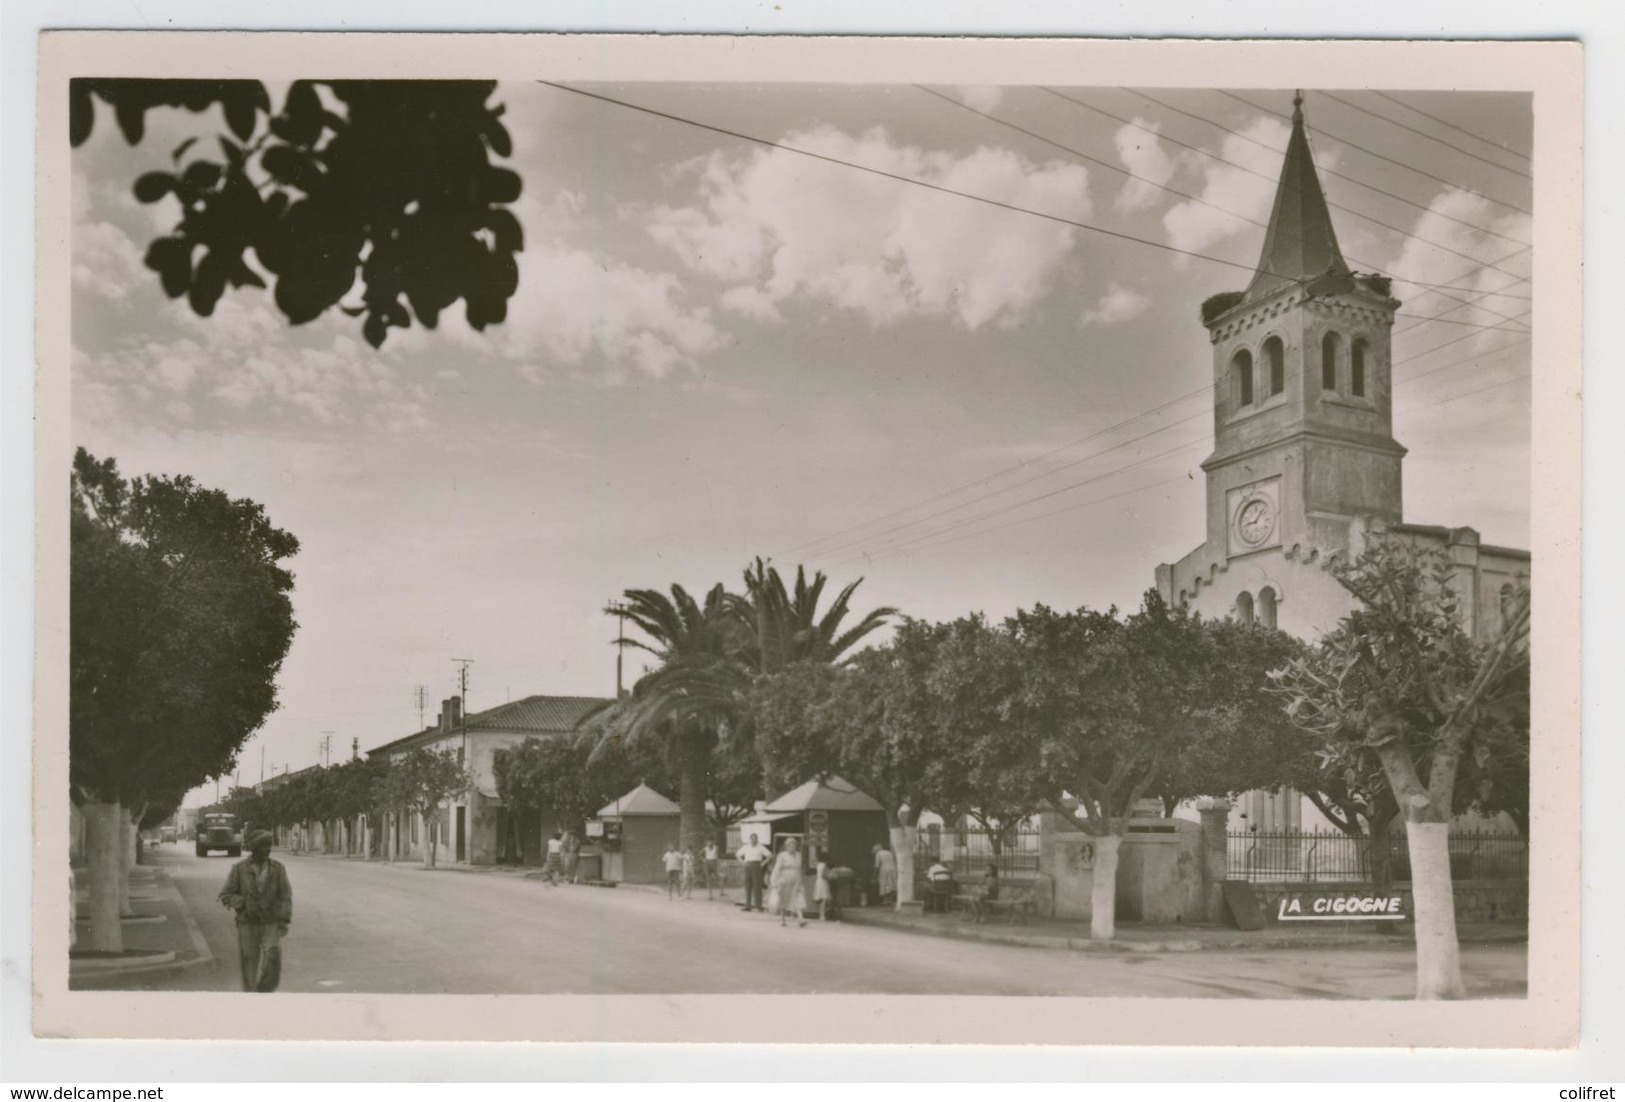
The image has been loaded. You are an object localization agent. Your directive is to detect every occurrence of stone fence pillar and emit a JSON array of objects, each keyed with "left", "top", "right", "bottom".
[{"left": 1197, "top": 798, "right": 1231, "bottom": 923}]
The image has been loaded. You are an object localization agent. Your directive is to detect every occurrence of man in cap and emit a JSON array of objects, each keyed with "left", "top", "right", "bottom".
[{"left": 219, "top": 829, "right": 293, "bottom": 992}]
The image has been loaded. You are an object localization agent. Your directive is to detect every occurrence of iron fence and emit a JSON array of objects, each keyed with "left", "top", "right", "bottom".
[
  {"left": 915, "top": 821, "right": 1042, "bottom": 877},
  {"left": 1227, "top": 827, "right": 1527, "bottom": 883}
]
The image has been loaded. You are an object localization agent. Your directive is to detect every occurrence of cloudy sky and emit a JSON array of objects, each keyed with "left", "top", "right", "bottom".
[{"left": 69, "top": 83, "right": 1534, "bottom": 798}]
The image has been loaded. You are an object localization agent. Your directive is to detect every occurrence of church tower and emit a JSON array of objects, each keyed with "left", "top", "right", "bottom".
[
  {"left": 1199, "top": 93, "right": 1404, "bottom": 575},
  {"left": 1157, "top": 93, "right": 1406, "bottom": 640}
]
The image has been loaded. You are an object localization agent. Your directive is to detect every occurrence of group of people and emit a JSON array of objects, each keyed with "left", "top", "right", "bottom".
[
  {"left": 661, "top": 840, "right": 724, "bottom": 900},
  {"left": 736, "top": 834, "right": 836, "bottom": 927}
]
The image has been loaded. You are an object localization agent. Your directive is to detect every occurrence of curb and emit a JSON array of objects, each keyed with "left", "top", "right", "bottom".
[
  {"left": 68, "top": 948, "right": 177, "bottom": 976},
  {"left": 839, "top": 912, "right": 1527, "bottom": 954}
]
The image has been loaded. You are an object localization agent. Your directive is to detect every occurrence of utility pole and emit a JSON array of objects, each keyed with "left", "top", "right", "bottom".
[
  {"left": 452, "top": 659, "right": 473, "bottom": 714},
  {"left": 413, "top": 684, "right": 428, "bottom": 730},
  {"left": 260, "top": 743, "right": 266, "bottom": 784},
  {"left": 351, "top": 736, "right": 359, "bottom": 761},
  {"left": 607, "top": 600, "right": 631, "bottom": 698},
  {"left": 320, "top": 731, "right": 334, "bottom": 768}
]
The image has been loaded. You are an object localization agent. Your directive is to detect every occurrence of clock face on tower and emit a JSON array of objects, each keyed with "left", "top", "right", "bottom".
[
  {"left": 1236, "top": 497, "right": 1276, "bottom": 547},
  {"left": 1225, "top": 476, "right": 1281, "bottom": 556}
]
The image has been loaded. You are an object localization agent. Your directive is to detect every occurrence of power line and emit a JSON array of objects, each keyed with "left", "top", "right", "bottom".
[
  {"left": 1218, "top": 90, "right": 1531, "bottom": 218},
  {"left": 924, "top": 85, "right": 1533, "bottom": 332},
  {"left": 845, "top": 348, "right": 1528, "bottom": 570},
  {"left": 803, "top": 405, "right": 1214, "bottom": 563},
  {"left": 773, "top": 382, "right": 1212, "bottom": 560},
  {"left": 1391, "top": 275, "right": 1531, "bottom": 338},
  {"left": 1125, "top": 89, "right": 1533, "bottom": 240},
  {"left": 1035, "top": 86, "right": 1533, "bottom": 281},
  {"left": 1317, "top": 91, "right": 1532, "bottom": 180},
  {"left": 1396, "top": 333, "right": 1531, "bottom": 388},
  {"left": 1369, "top": 91, "right": 1532, "bottom": 163},
  {"left": 540, "top": 81, "right": 1526, "bottom": 338},
  {"left": 830, "top": 434, "right": 1213, "bottom": 568},
  {"left": 820, "top": 315, "right": 1527, "bottom": 564}
]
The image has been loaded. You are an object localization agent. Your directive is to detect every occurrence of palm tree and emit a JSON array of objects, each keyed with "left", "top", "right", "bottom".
[
  {"left": 599, "top": 583, "right": 753, "bottom": 852},
  {"left": 739, "top": 558, "right": 897, "bottom": 674}
]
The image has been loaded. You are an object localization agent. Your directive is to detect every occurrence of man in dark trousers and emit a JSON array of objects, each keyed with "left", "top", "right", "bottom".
[
  {"left": 736, "top": 832, "right": 771, "bottom": 912},
  {"left": 219, "top": 829, "right": 293, "bottom": 992}
]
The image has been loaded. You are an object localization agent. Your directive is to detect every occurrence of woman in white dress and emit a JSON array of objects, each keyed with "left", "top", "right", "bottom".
[
  {"left": 771, "top": 838, "right": 808, "bottom": 928},
  {"left": 812, "top": 849, "right": 832, "bottom": 921}
]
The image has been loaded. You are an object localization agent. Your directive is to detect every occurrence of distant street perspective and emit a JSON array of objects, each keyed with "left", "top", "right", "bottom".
[
  {"left": 74, "top": 845, "right": 1527, "bottom": 998},
  {"left": 66, "top": 78, "right": 1536, "bottom": 1004}
]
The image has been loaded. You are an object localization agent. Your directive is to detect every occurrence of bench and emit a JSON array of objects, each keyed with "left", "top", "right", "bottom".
[{"left": 956, "top": 887, "right": 1037, "bottom": 925}]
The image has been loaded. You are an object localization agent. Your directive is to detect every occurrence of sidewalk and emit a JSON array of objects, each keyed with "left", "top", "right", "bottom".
[
  {"left": 839, "top": 905, "right": 1528, "bottom": 954},
  {"left": 69, "top": 864, "right": 215, "bottom": 984}
]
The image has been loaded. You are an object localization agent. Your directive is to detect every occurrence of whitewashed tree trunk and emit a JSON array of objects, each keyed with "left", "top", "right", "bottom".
[
  {"left": 1406, "top": 821, "right": 1466, "bottom": 999},
  {"left": 83, "top": 802, "right": 123, "bottom": 953},
  {"left": 890, "top": 821, "right": 919, "bottom": 909},
  {"left": 117, "top": 808, "right": 135, "bottom": 918},
  {"left": 423, "top": 811, "right": 437, "bottom": 868},
  {"left": 1090, "top": 834, "right": 1123, "bottom": 940}
]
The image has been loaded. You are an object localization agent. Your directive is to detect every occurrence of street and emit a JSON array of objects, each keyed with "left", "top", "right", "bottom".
[{"left": 80, "top": 845, "right": 1528, "bottom": 998}]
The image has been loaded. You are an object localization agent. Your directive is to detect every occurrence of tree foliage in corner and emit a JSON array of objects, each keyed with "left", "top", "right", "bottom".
[
  {"left": 70, "top": 446, "right": 299, "bottom": 810},
  {"left": 70, "top": 78, "right": 523, "bottom": 348}
]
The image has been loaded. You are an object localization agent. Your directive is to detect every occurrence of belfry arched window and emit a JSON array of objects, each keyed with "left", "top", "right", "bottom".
[
  {"left": 1257, "top": 586, "right": 1278, "bottom": 629},
  {"left": 1351, "top": 337, "right": 1369, "bottom": 397},
  {"left": 1235, "top": 590, "right": 1255, "bottom": 626},
  {"left": 1263, "top": 336, "right": 1285, "bottom": 396},
  {"left": 1233, "top": 349, "right": 1254, "bottom": 407},
  {"left": 1321, "top": 331, "right": 1341, "bottom": 392}
]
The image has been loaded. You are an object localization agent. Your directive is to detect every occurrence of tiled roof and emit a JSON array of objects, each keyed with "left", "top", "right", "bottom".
[
  {"left": 367, "top": 694, "right": 614, "bottom": 757},
  {"left": 464, "top": 695, "right": 615, "bottom": 732}
]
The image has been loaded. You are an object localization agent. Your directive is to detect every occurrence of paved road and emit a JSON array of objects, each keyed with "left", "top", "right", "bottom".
[{"left": 90, "top": 845, "right": 1527, "bottom": 998}]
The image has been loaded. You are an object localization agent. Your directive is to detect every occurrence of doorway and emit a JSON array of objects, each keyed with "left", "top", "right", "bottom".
[{"left": 455, "top": 806, "right": 466, "bottom": 863}]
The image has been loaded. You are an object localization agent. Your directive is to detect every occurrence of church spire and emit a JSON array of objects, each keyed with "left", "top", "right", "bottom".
[{"left": 1244, "top": 90, "right": 1350, "bottom": 304}]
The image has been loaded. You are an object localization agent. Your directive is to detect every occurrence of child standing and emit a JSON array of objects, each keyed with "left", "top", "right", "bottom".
[
  {"left": 813, "top": 850, "right": 832, "bottom": 921},
  {"left": 662, "top": 843, "right": 682, "bottom": 900}
]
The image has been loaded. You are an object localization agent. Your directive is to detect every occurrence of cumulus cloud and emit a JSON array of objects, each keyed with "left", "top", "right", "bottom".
[
  {"left": 72, "top": 219, "right": 149, "bottom": 303},
  {"left": 1112, "top": 119, "right": 1177, "bottom": 213},
  {"left": 1162, "top": 116, "right": 1293, "bottom": 259},
  {"left": 498, "top": 244, "right": 723, "bottom": 383},
  {"left": 956, "top": 86, "right": 1004, "bottom": 113},
  {"left": 1386, "top": 188, "right": 1533, "bottom": 350},
  {"left": 1080, "top": 282, "right": 1152, "bottom": 328},
  {"left": 645, "top": 125, "right": 1092, "bottom": 331}
]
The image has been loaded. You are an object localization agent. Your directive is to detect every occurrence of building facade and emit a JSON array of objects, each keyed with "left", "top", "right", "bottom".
[
  {"left": 369, "top": 693, "right": 613, "bottom": 866},
  {"left": 1153, "top": 94, "right": 1530, "bottom": 831}
]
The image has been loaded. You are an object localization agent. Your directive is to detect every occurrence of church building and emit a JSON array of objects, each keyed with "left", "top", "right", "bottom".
[{"left": 1152, "top": 94, "right": 1531, "bottom": 831}]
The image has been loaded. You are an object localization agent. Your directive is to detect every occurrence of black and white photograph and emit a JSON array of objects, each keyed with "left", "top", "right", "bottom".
[{"left": 31, "top": 33, "right": 1583, "bottom": 1048}]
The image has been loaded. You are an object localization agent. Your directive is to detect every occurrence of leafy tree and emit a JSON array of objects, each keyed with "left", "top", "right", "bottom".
[
  {"left": 71, "top": 448, "right": 297, "bottom": 951},
  {"left": 382, "top": 747, "right": 471, "bottom": 868},
  {"left": 752, "top": 627, "right": 957, "bottom": 910},
  {"left": 1272, "top": 540, "right": 1530, "bottom": 999},
  {"left": 915, "top": 614, "right": 1043, "bottom": 853},
  {"left": 71, "top": 78, "right": 522, "bottom": 348},
  {"left": 1006, "top": 593, "right": 1285, "bottom": 939}
]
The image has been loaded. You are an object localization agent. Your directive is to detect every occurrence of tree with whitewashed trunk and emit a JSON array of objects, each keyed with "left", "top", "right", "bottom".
[
  {"left": 383, "top": 748, "right": 470, "bottom": 868},
  {"left": 70, "top": 449, "right": 297, "bottom": 953},
  {"left": 1271, "top": 540, "right": 1530, "bottom": 999},
  {"left": 1006, "top": 594, "right": 1292, "bottom": 940}
]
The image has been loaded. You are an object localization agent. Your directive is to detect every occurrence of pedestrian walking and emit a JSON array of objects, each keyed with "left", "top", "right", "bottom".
[
  {"left": 543, "top": 831, "right": 564, "bottom": 885},
  {"left": 218, "top": 829, "right": 292, "bottom": 992},
  {"left": 771, "top": 837, "right": 808, "bottom": 928},
  {"left": 680, "top": 848, "right": 696, "bottom": 899},
  {"left": 874, "top": 844, "right": 897, "bottom": 905},
  {"left": 663, "top": 843, "right": 683, "bottom": 900},
  {"left": 737, "top": 833, "right": 771, "bottom": 912},
  {"left": 702, "top": 840, "right": 721, "bottom": 900}
]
